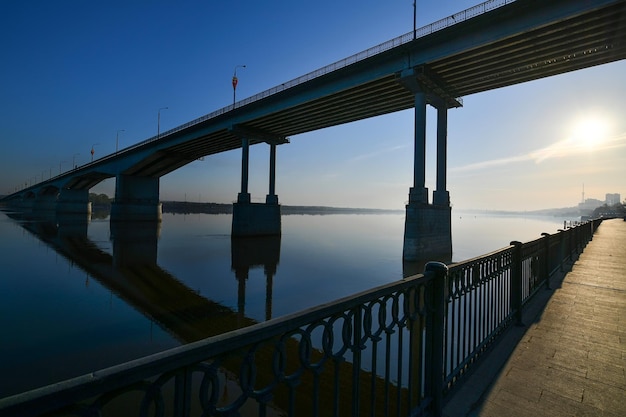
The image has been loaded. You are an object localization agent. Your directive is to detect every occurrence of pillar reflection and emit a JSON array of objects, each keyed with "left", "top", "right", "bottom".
[
  {"left": 231, "top": 236, "right": 281, "bottom": 321},
  {"left": 110, "top": 220, "right": 161, "bottom": 268}
]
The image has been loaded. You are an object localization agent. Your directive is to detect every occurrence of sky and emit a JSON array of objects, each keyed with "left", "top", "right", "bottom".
[{"left": 1, "top": 0, "right": 624, "bottom": 211}]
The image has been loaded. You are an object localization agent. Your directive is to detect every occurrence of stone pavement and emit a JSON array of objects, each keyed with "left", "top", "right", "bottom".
[{"left": 443, "top": 218, "right": 626, "bottom": 417}]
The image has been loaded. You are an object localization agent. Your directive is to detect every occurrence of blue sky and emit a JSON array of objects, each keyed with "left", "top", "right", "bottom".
[{"left": 1, "top": 0, "right": 624, "bottom": 210}]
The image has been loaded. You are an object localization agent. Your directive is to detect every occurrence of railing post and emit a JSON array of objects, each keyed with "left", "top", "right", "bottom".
[
  {"left": 509, "top": 241, "right": 524, "bottom": 326},
  {"left": 174, "top": 367, "right": 192, "bottom": 417},
  {"left": 557, "top": 229, "right": 565, "bottom": 272},
  {"left": 541, "top": 233, "right": 551, "bottom": 290},
  {"left": 424, "top": 261, "right": 448, "bottom": 417},
  {"left": 351, "top": 305, "right": 363, "bottom": 416}
]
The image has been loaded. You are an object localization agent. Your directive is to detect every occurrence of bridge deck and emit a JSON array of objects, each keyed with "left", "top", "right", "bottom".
[{"left": 444, "top": 218, "right": 626, "bottom": 416}]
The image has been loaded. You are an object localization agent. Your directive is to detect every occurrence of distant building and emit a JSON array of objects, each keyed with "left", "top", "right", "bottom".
[
  {"left": 605, "top": 193, "right": 621, "bottom": 206},
  {"left": 578, "top": 198, "right": 604, "bottom": 215}
]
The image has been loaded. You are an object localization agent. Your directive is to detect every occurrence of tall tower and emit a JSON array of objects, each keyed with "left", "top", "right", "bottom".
[{"left": 582, "top": 183, "right": 585, "bottom": 203}]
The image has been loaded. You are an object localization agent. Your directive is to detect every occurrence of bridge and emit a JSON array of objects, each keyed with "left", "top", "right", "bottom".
[{"left": 2, "top": 0, "right": 625, "bottom": 260}]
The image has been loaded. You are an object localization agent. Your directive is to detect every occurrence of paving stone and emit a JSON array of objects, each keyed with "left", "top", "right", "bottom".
[{"left": 443, "top": 219, "right": 626, "bottom": 417}]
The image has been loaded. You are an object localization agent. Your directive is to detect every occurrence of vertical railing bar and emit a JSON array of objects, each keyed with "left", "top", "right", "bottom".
[
  {"left": 313, "top": 373, "right": 320, "bottom": 417},
  {"left": 288, "top": 384, "right": 296, "bottom": 417},
  {"left": 396, "top": 328, "right": 403, "bottom": 417},
  {"left": 370, "top": 341, "right": 378, "bottom": 417},
  {"left": 454, "top": 295, "right": 461, "bottom": 371},
  {"left": 384, "top": 330, "right": 392, "bottom": 416},
  {"left": 352, "top": 306, "right": 362, "bottom": 417},
  {"left": 463, "top": 282, "right": 470, "bottom": 366},
  {"left": 173, "top": 367, "right": 191, "bottom": 417},
  {"left": 333, "top": 360, "right": 340, "bottom": 417}
]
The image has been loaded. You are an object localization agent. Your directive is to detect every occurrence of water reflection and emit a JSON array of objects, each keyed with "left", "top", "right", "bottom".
[
  {"left": 231, "top": 236, "right": 281, "bottom": 321},
  {"left": 5, "top": 211, "right": 264, "bottom": 345},
  {"left": 110, "top": 220, "right": 160, "bottom": 267}
]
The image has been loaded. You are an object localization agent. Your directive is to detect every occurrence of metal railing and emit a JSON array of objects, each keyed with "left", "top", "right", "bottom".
[
  {"left": 0, "top": 218, "right": 601, "bottom": 417},
  {"left": 129, "top": 0, "right": 516, "bottom": 151},
  {"left": 441, "top": 218, "right": 602, "bottom": 392},
  {"left": 3, "top": 0, "right": 517, "bottom": 201}
]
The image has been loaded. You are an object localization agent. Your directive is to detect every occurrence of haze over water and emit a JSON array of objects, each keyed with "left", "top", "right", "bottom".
[{"left": 0, "top": 209, "right": 569, "bottom": 398}]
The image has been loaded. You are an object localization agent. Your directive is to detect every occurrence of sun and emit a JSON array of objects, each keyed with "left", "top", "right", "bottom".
[{"left": 569, "top": 116, "right": 610, "bottom": 150}]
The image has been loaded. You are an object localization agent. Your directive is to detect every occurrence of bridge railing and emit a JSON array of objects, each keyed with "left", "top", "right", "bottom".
[
  {"left": 109, "top": 0, "right": 516, "bottom": 158},
  {"left": 2, "top": 0, "right": 516, "bottom": 199},
  {"left": 0, "top": 218, "right": 601, "bottom": 417},
  {"left": 441, "top": 218, "right": 602, "bottom": 393}
]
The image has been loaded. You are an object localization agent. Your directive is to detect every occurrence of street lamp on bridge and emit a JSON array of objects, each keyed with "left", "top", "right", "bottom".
[
  {"left": 232, "top": 65, "right": 246, "bottom": 106},
  {"left": 72, "top": 153, "right": 80, "bottom": 169},
  {"left": 116, "top": 129, "right": 125, "bottom": 153},
  {"left": 91, "top": 143, "right": 99, "bottom": 162},
  {"left": 157, "top": 107, "right": 168, "bottom": 140},
  {"left": 413, "top": 0, "right": 417, "bottom": 40},
  {"left": 59, "top": 160, "right": 67, "bottom": 175}
]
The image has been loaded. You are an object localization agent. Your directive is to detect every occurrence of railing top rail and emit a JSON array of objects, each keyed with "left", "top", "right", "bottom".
[{"left": 0, "top": 270, "right": 432, "bottom": 413}]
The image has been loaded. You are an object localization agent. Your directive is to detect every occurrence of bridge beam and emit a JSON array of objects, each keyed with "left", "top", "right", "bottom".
[
  {"left": 110, "top": 175, "right": 162, "bottom": 222},
  {"left": 398, "top": 67, "right": 457, "bottom": 261}
]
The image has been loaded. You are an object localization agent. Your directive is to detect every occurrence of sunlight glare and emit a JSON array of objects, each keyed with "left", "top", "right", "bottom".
[{"left": 569, "top": 116, "right": 610, "bottom": 150}]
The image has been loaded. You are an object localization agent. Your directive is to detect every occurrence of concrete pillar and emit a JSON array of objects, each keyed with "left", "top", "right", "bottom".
[
  {"left": 433, "top": 105, "right": 450, "bottom": 206},
  {"left": 266, "top": 143, "right": 278, "bottom": 204},
  {"left": 238, "top": 137, "right": 251, "bottom": 203},
  {"left": 232, "top": 140, "right": 281, "bottom": 236},
  {"left": 110, "top": 175, "right": 161, "bottom": 222},
  {"left": 403, "top": 94, "right": 451, "bottom": 261},
  {"left": 57, "top": 188, "right": 92, "bottom": 215},
  {"left": 409, "top": 91, "right": 429, "bottom": 204}
]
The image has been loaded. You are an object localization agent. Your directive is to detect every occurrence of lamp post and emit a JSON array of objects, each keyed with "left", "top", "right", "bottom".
[
  {"left": 91, "top": 143, "right": 99, "bottom": 162},
  {"left": 232, "top": 65, "right": 246, "bottom": 106},
  {"left": 157, "top": 107, "right": 168, "bottom": 140},
  {"left": 413, "top": 0, "right": 417, "bottom": 40},
  {"left": 72, "top": 153, "right": 80, "bottom": 169},
  {"left": 116, "top": 129, "right": 125, "bottom": 153},
  {"left": 59, "top": 160, "right": 67, "bottom": 174}
]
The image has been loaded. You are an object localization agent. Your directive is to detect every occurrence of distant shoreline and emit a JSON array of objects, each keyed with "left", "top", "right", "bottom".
[
  {"left": 2, "top": 198, "right": 584, "bottom": 218},
  {"left": 160, "top": 201, "right": 402, "bottom": 215}
]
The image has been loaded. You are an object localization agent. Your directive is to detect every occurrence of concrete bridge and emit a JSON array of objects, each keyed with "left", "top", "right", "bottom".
[{"left": 2, "top": 0, "right": 625, "bottom": 260}]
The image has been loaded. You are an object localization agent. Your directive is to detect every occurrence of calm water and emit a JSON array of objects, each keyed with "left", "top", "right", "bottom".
[{"left": 0, "top": 209, "right": 568, "bottom": 398}]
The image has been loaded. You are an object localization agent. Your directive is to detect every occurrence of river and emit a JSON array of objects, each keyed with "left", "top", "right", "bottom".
[{"left": 0, "top": 208, "right": 569, "bottom": 398}]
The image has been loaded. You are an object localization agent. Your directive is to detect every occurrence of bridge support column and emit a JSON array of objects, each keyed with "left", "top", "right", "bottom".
[
  {"left": 433, "top": 105, "right": 450, "bottom": 206},
  {"left": 56, "top": 188, "right": 92, "bottom": 215},
  {"left": 231, "top": 127, "right": 289, "bottom": 236},
  {"left": 398, "top": 67, "right": 459, "bottom": 261},
  {"left": 110, "top": 175, "right": 162, "bottom": 222},
  {"left": 237, "top": 137, "right": 251, "bottom": 204}
]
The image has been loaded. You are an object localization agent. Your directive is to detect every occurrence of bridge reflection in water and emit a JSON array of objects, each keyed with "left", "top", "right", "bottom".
[
  {"left": 5, "top": 210, "right": 436, "bottom": 416},
  {"left": 7, "top": 211, "right": 275, "bottom": 344}
]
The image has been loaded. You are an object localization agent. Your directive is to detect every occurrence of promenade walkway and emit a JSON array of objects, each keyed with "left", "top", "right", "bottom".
[{"left": 444, "top": 218, "right": 626, "bottom": 417}]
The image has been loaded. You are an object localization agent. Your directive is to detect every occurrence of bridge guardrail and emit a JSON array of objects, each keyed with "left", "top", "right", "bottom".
[
  {"left": 3, "top": 0, "right": 516, "bottom": 198},
  {"left": 88, "top": 0, "right": 513, "bottom": 165},
  {"left": 0, "top": 218, "right": 601, "bottom": 417}
]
